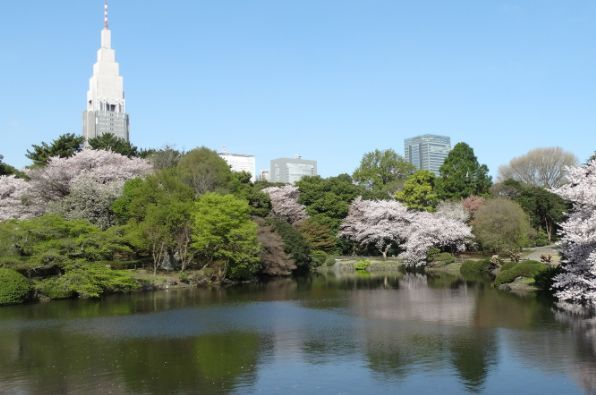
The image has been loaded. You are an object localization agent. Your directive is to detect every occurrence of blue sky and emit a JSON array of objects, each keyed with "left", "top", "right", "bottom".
[{"left": 1, "top": 0, "right": 595, "bottom": 176}]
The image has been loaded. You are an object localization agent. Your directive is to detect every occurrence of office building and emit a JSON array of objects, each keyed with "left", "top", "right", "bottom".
[
  {"left": 404, "top": 134, "right": 451, "bottom": 175},
  {"left": 270, "top": 156, "right": 317, "bottom": 184},
  {"left": 219, "top": 152, "right": 257, "bottom": 182}
]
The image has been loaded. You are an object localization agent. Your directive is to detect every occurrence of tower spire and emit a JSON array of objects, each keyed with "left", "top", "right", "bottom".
[{"left": 104, "top": 0, "right": 109, "bottom": 30}]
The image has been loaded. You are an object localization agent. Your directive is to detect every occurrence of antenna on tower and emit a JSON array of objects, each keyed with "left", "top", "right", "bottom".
[{"left": 104, "top": 0, "right": 109, "bottom": 30}]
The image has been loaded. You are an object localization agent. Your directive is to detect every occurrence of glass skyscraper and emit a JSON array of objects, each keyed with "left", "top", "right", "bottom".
[{"left": 404, "top": 134, "right": 451, "bottom": 176}]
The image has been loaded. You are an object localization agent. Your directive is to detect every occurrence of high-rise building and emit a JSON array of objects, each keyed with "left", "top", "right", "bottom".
[
  {"left": 218, "top": 152, "right": 257, "bottom": 182},
  {"left": 82, "top": 1, "right": 130, "bottom": 142},
  {"left": 404, "top": 134, "right": 451, "bottom": 175},
  {"left": 270, "top": 156, "right": 317, "bottom": 184}
]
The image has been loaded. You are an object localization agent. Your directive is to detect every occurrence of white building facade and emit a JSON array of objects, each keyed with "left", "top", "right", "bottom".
[
  {"left": 270, "top": 157, "right": 317, "bottom": 184},
  {"left": 219, "top": 153, "right": 257, "bottom": 182},
  {"left": 82, "top": 1, "right": 130, "bottom": 142}
]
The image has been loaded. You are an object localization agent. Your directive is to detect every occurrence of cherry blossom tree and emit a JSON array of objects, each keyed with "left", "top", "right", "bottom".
[
  {"left": 0, "top": 175, "right": 40, "bottom": 220},
  {"left": 339, "top": 198, "right": 413, "bottom": 259},
  {"left": 263, "top": 185, "right": 308, "bottom": 224},
  {"left": 436, "top": 200, "right": 470, "bottom": 223},
  {"left": 340, "top": 198, "right": 473, "bottom": 264},
  {"left": 0, "top": 150, "right": 152, "bottom": 223},
  {"left": 551, "top": 160, "right": 596, "bottom": 308},
  {"left": 400, "top": 211, "right": 473, "bottom": 266}
]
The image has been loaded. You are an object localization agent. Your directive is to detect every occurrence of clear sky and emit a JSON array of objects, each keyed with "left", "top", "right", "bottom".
[{"left": 1, "top": 0, "right": 595, "bottom": 177}]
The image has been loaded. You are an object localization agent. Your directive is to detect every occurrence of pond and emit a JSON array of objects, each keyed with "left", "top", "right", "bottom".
[{"left": 0, "top": 272, "right": 594, "bottom": 394}]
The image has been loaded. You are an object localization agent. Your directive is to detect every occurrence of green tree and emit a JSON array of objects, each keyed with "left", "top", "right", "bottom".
[
  {"left": 297, "top": 218, "right": 337, "bottom": 252},
  {"left": 297, "top": 174, "right": 364, "bottom": 230},
  {"left": 472, "top": 198, "right": 532, "bottom": 253},
  {"left": 146, "top": 146, "right": 183, "bottom": 169},
  {"left": 395, "top": 170, "right": 439, "bottom": 211},
  {"left": 26, "top": 133, "right": 84, "bottom": 167},
  {"left": 353, "top": 149, "right": 415, "bottom": 195},
  {"left": 192, "top": 193, "right": 261, "bottom": 281},
  {"left": 177, "top": 147, "right": 233, "bottom": 196},
  {"left": 0, "top": 155, "right": 23, "bottom": 177},
  {"left": 88, "top": 133, "right": 139, "bottom": 157},
  {"left": 492, "top": 179, "right": 568, "bottom": 243},
  {"left": 438, "top": 142, "right": 492, "bottom": 200}
]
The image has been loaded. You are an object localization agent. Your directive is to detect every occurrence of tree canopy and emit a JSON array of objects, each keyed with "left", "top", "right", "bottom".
[
  {"left": 395, "top": 170, "right": 439, "bottom": 212},
  {"left": 438, "top": 143, "right": 492, "bottom": 200},
  {"left": 352, "top": 149, "right": 415, "bottom": 195},
  {"left": 26, "top": 133, "right": 84, "bottom": 167},
  {"left": 88, "top": 133, "right": 139, "bottom": 158},
  {"left": 498, "top": 147, "right": 578, "bottom": 189},
  {"left": 177, "top": 147, "right": 233, "bottom": 196}
]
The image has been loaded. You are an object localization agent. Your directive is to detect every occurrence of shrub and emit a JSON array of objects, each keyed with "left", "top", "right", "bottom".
[
  {"left": 431, "top": 252, "right": 456, "bottom": 265},
  {"left": 325, "top": 255, "right": 337, "bottom": 267},
  {"left": 36, "top": 263, "right": 140, "bottom": 299},
  {"left": 494, "top": 260, "right": 548, "bottom": 286},
  {"left": 0, "top": 269, "right": 32, "bottom": 305},
  {"left": 354, "top": 259, "right": 370, "bottom": 271},
  {"left": 460, "top": 260, "right": 493, "bottom": 280},
  {"left": 311, "top": 250, "right": 328, "bottom": 267},
  {"left": 532, "top": 229, "right": 550, "bottom": 247}
]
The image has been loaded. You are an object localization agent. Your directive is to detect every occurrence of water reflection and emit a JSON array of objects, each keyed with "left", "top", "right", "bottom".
[{"left": 0, "top": 272, "right": 594, "bottom": 394}]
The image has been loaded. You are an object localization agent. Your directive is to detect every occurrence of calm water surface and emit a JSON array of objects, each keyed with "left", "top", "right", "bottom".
[{"left": 0, "top": 272, "right": 595, "bottom": 395}]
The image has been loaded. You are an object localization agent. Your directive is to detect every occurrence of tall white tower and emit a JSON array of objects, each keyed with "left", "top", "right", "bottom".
[{"left": 82, "top": 0, "right": 130, "bottom": 142}]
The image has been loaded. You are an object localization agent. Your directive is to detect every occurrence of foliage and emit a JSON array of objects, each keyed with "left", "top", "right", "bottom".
[
  {"left": 492, "top": 179, "right": 568, "bottom": 243},
  {"left": 177, "top": 147, "right": 233, "bottom": 196},
  {"left": 147, "top": 146, "right": 183, "bottom": 170},
  {"left": 296, "top": 174, "right": 364, "bottom": 231},
  {"left": 297, "top": 218, "right": 337, "bottom": 252},
  {"left": 430, "top": 252, "right": 456, "bottom": 265},
  {"left": 354, "top": 258, "right": 371, "bottom": 271},
  {"left": 268, "top": 218, "right": 312, "bottom": 272},
  {"left": 438, "top": 142, "right": 492, "bottom": 200},
  {"left": 0, "top": 154, "right": 23, "bottom": 177},
  {"left": 462, "top": 195, "right": 486, "bottom": 217},
  {"left": 460, "top": 260, "right": 493, "bottom": 280},
  {"left": 311, "top": 250, "right": 328, "bottom": 267},
  {"left": 26, "top": 133, "right": 85, "bottom": 167},
  {"left": 255, "top": 218, "right": 297, "bottom": 276},
  {"left": 352, "top": 149, "right": 415, "bottom": 195},
  {"left": 395, "top": 170, "right": 439, "bottom": 211},
  {"left": 230, "top": 172, "right": 272, "bottom": 217},
  {"left": 498, "top": 147, "right": 578, "bottom": 189},
  {"left": 88, "top": 133, "right": 139, "bottom": 157},
  {"left": 325, "top": 255, "right": 337, "bottom": 266},
  {"left": 472, "top": 198, "right": 532, "bottom": 253},
  {"left": 533, "top": 265, "right": 562, "bottom": 291},
  {"left": 35, "top": 262, "right": 139, "bottom": 299},
  {"left": 551, "top": 160, "right": 596, "bottom": 307},
  {"left": 0, "top": 269, "right": 31, "bottom": 305},
  {"left": 494, "top": 261, "right": 548, "bottom": 287},
  {"left": 263, "top": 185, "right": 308, "bottom": 224},
  {"left": 192, "top": 193, "right": 261, "bottom": 281}
]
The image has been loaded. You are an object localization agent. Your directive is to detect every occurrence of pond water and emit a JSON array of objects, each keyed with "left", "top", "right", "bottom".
[{"left": 0, "top": 272, "right": 595, "bottom": 394}]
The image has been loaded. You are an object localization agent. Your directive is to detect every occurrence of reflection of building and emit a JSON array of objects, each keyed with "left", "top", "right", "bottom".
[
  {"left": 270, "top": 157, "right": 317, "bottom": 184},
  {"left": 83, "top": 1, "right": 130, "bottom": 142},
  {"left": 218, "top": 152, "right": 256, "bottom": 182},
  {"left": 404, "top": 134, "right": 451, "bottom": 175}
]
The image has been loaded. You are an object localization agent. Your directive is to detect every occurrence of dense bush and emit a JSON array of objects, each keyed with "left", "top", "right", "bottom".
[
  {"left": 36, "top": 262, "right": 139, "bottom": 299},
  {"left": 0, "top": 269, "right": 32, "bottom": 305},
  {"left": 430, "top": 252, "right": 456, "bottom": 265},
  {"left": 533, "top": 265, "right": 561, "bottom": 291},
  {"left": 460, "top": 260, "right": 493, "bottom": 280},
  {"left": 325, "top": 255, "right": 337, "bottom": 267},
  {"left": 311, "top": 250, "right": 328, "bottom": 267},
  {"left": 268, "top": 219, "right": 312, "bottom": 272},
  {"left": 354, "top": 259, "right": 371, "bottom": 271},
  {"left": 494, "top": 261, "right": 549, "bottom": 286}
]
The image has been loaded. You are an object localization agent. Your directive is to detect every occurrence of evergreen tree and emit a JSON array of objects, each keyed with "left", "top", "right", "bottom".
[
  {"left": 26, "top": 133, "right": 85, "bottom": 167},
  {"left": 88, "top": 133, "right": 139, "bottom": 157},
  {"left": 353, "top": 149, "right": 415, "bottom": 195},
  {"left": 395, "top": 170, "right": 439, "bottom": 212},
  {"left": 438, "top": 142, "right": 492, "bottom": 200}
]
